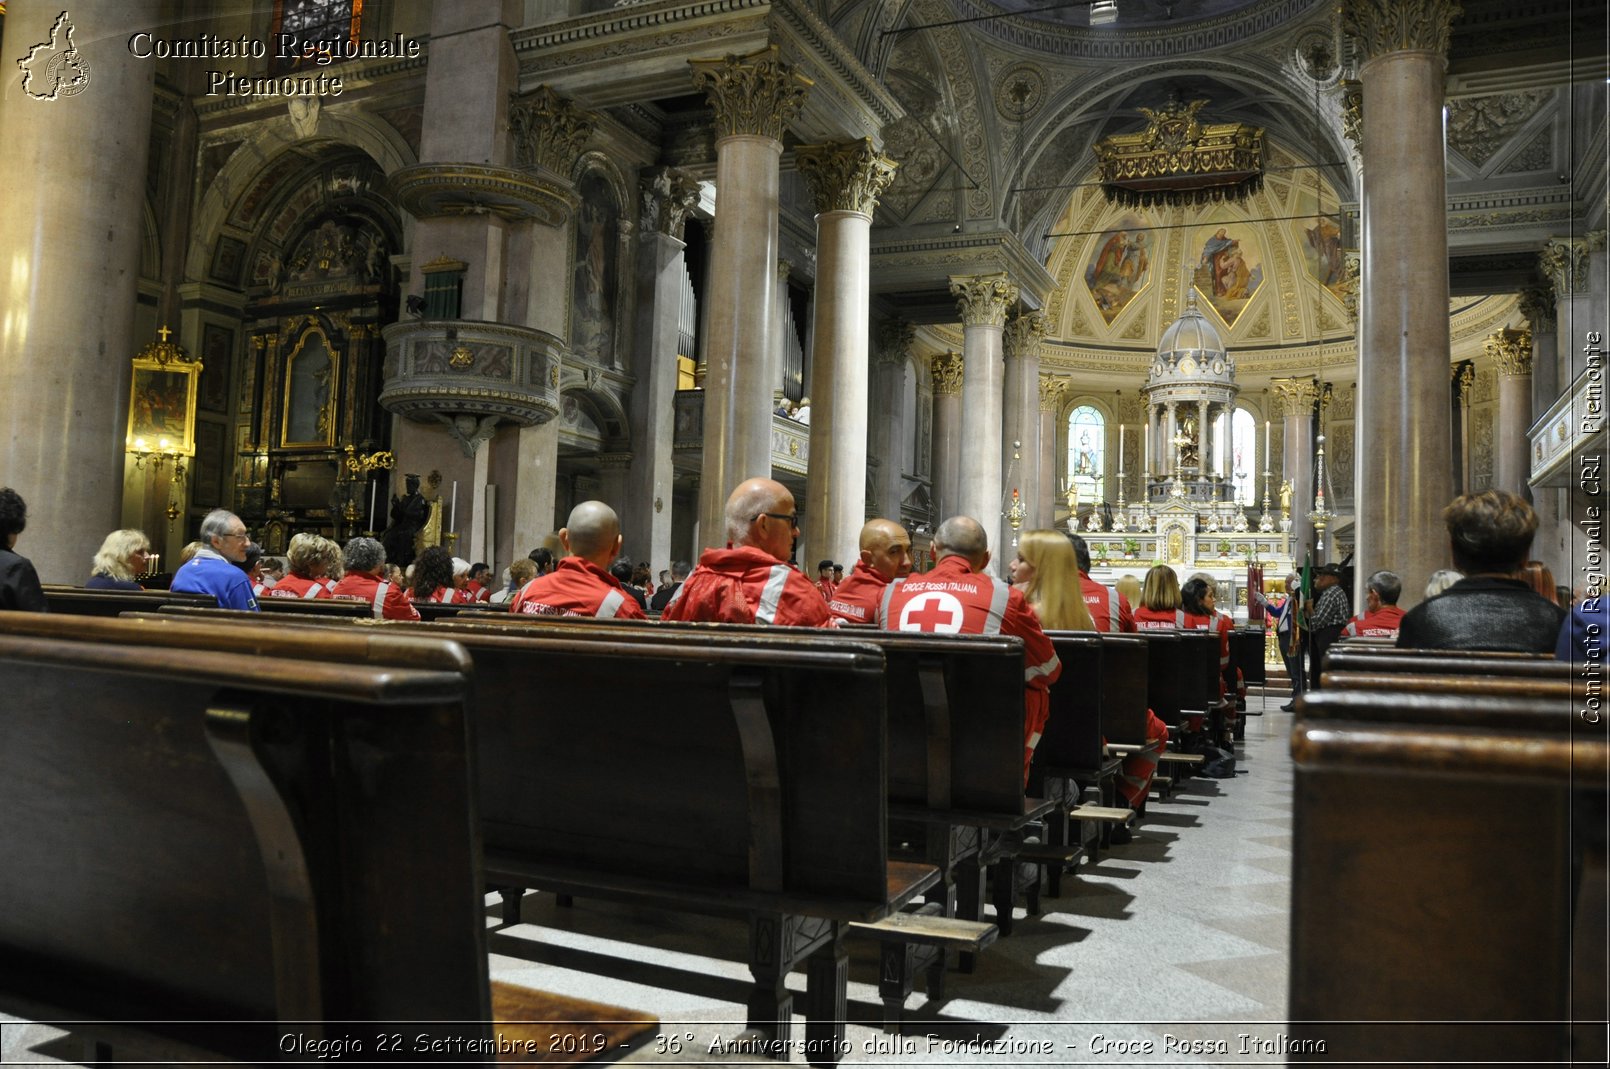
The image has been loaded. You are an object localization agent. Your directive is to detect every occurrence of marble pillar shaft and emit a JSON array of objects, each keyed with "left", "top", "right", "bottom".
[
  {"left": 804, "top": 210, "right": 871, "bottom": 566},
  {"left": 698, "top": 135, "right": 782, "bottom": 545},
  {"left": 1284, "top": 410, "right": 1314, "bottom": 558},
  {"left": 932, "top": 390, "right": 961, "bottom": 524},
  {"left": 1002, "top": 349, "right": 1039, "bottom": 525},
  {"left": 871, "top": 358, "right": 906, "bottom": 522},
  {"left": 1355, "top": 49, "right": 1454, "bottom": 604},
  {"left": 626, "top": 230, "right": 687, "bottom": 572},
  {"left": 957, "top": 324, "right": 1005, "bottom": 554},
  {"left": 0, "top": 2, "right": 158, "bottom": 582},
  {"left": 1038, "top": 404, "right": 1059, "bottom": 527},
  {"left": 1496, "top": 370, "right": 1532, "bottom": 498}
]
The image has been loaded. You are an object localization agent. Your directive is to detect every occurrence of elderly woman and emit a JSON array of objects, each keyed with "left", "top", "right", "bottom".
[
  {"left": 490, "top": 557, "right": 537, "bottom": 605},
  {"left": 86, "top": 528, "right": 152, "bottom": 590},
  {"left": 265, "top": 532, "right": 335, "bottom": 600}
]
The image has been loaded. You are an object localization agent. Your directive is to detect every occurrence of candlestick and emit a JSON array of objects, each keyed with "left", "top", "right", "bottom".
[
  {"left": 1143, "top": 421, "right": 1150, "bottom": 476},
  {"left": 368, "top": 481, "right": 377, "bottom": 532},
  {"left": 450, "top": 481, "right": 458, "bottom": 532}
]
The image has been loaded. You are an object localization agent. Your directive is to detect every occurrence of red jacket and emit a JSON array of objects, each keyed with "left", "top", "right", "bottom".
[
  {"left": 264, "top": 574, "right": 331, "bottom": 600},
  {"left": 828, "top": 560, "right": 891, "bottom": 625},
  {"left": 330, "top": 573, "right": 421, "bottom": 620},
  {"left": 877, "top": 555, "right": 1061, "bottom": 781},
  {"left": 1080, "top": 571, "right": 1135, "bottom": 632},
  {"left": 661, "top": 546, "right": 833, "bottom": 627},
  {"left": 1132, "top": 606, "right": 1179, "bottom": 631},
  {"left": 509, "top": 557, "right": 647, "bottom": 619},
  {"left": 1344, "top": 604, "right": 1405, "bottom": 638}
]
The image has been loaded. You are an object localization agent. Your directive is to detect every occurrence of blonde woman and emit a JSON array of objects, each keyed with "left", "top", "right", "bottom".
[
  {"left": 1011, "top": 529, "right": 1095, "bottom": 631},
  {"left": 264, "top": 532, "right": 335, "bottom": 600},
  {"left": 1115, "top": 573, "right": 1142, "bottom": 611},
  {"left": 87, "top": 529, "right": 152, "bottom": 590},
  {"left": 1132, "top": 564, "right": 1182, "bottom": 628}
]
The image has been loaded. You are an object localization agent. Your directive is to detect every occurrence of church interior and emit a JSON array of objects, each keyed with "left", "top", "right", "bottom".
[{"left": 0, "top": 0, "right": 1606, "bottom": 1064}]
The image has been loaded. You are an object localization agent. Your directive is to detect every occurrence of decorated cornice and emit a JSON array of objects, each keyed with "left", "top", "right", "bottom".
[
  {"left": 1270, "top": 376, "right": 1320, "bottom": 416},
  {"left": 389, "top": 163, "right": 579, "bottom": 227},
  {"left": 951, "top": 0, "right": 1326, "bottom": 61},
  {"left": 795, "top": 138, "right": 898, "bottom": 216},
  {"left": 1540, "top": 237, "right": 1590, "bottom": 295},
  {"left": 1446, "top": 91, "right": 1552, "bottom": 166},
  {"left": 950, "top": 273, "right": 1019, "bottom": 328},
  {"left": 931, "top": 351, "right": 965, "bottom": 396},
  {"left": 1003, "top": 312, "right": 1047, "bottom": 361},
  {"left": 640, "top": 166, "right": 702, "bottom": 241},
  {"left": 1038, "top": 376, "right": 1068, "bottom": 412},
  {"left": 689, "top": 46, "right": 812, "bottom": 143},
  {"left": 1342, "top": 0, "right": 1462, "bottom": 64},
  {"left": 766, "top": 0, "right": 902, "bottom": 129},
  {"left": 1485, "top": 327, "right": 1534, "bottom": 377},
  {"left": 872, "top": 230, "right": 1055, "bottom": 306},
  {"left": 1518, "top": 285, "right": 1557, "bottom": 331},
  {"left": 876, "top": 318, "right": 916, "bottom": 362},
  {"left": 509, "top": 86, "right": 595, "bottom": 175}
]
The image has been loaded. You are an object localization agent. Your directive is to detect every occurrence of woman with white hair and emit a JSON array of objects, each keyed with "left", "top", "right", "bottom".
[{"left": 86, "top": 529, "right": 152, "bottom": 590}]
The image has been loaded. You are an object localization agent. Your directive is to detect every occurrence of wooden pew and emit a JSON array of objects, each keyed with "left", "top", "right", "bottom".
[
  {"left": 1290, "top": 682, "right": 1607, "bottom": 1064},
  {"left": 0, "top": 614, "right": 665, "bottom": 1064},
  {"left": 413, "top": 599, "right": 508, "bottom": 621},
  {"left": 41, "top": 584, "right": 216, "bottom": 615},
  {"left": 257, "top": 594, "right": 374, "bottom": 618},
  {"left": 1229, "top": 627, "right": 1266, "bottom": 727},
  {"left": 1034, "top": 632, "right": 1127, "bottom": 881}
]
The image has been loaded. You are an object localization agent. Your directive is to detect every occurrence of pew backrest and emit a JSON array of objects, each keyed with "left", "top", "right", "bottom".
[
  {"left": 1038, "top": 632, "right": 1106, "bottom": 773},
  {"left": 1096, "top": 633, "right": 1150, "bottom": 745},
  {"left": 42, "top": 585, "right": 217, "bottom": 616}
]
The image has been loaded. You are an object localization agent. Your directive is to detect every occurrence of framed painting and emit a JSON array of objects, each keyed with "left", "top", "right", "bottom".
[
  {"left": 279, "top": 321, "right": 340, "bottom": 448},
  {"left": 126, "top": 357, "right": 200, "bottom": 456}
]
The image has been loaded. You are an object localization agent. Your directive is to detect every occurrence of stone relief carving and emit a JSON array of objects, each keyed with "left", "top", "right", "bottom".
[
  {"left": 1471, "top": 406, "right": 1494, "bottom": 489},
  {"left": 689, "top": 46, "right": 812, "bottom": 143},
  {"left": 509, "top": 85, "right": 595, "bottom": 174},
  {"left": 1497, "top": 127, "right": 1554, "bottom": 175},
  {"left": 795, "top": 138, "right": 899, "bottom": 216},
  {"left": 1445, "top": 91, "right": 1551, "bottom": 166}
]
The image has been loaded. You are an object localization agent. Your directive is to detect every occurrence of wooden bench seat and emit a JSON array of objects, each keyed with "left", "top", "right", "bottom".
[{"left": 41, "top": 584, "right": 216, "bottom": 615}]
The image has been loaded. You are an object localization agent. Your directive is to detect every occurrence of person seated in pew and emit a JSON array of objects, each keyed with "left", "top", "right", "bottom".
[
  {"left": 266, "top": 532, "right": 336, "bottom": 600},
  {"left": 1343, "top": 569, "right": 1405, "bottom": 638},
  {"left": 490, "top": 557, "right": 536, "bottom": 605},
  {"left": 662, "top": 477, "right": 833, "bottom": 626},
  {"left": 1424, "top": 568, "right": 1462, "bottom": 598},
  {"left": 1131, "top": 564, "right": 1181, "bottom": 630},
  {"left": 1012, "top": 529, "right": 1095, "bottom": 631},
  {"left": 1068, "top": 533, "right": 1136, "bottom": 632},
  {"left": 828, "top": 518, "right": 912, "bottom": 625},
  {"left": 86, "top": 528, "right": 152, "bottom": 590},
  {"left": 879, "top": 515, "right": 1060, "bottom": 784},
  {"left": 242, "top": 542, "right": 270, "bottom": 599},
  {"left": 0, "top": 487, "right": 45, "bottom": 612},
  {"left": 465, "top": 561, "right": 493, "bottom": 602},
  {"left": 330, "top": 536, "right": 420, "bottom": 620},
  {"left": 609, "top": 558, "right": 649, "bottom": 611},
  {"left": 509, "top": 501, "right": 646, "bottom": 619},
  {"left": 648, "top": 559, "right": 689, "bottom": 613},
  {"left": 815, "top": 559, "right": 837, "bottom": 601},
  {"left": 1557, "top": 591, "right": 1608, "bottom": 665},
  {"left": 450, "top": 556, "right": 474, "bottom": 601},
  {"left": 1398, "top": 490, "right": 1566, "bottom": 652},
  {"left": 1182, "top": 575, "right": 1239, "bottom": 707},
  {"left": 170, "top": 509, "right": 258, "bottom": 611},
  {"left": 408, "top": 546, "right": 461, "bottom": 604}
]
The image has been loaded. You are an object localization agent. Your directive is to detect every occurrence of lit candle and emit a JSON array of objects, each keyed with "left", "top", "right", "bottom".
[
  {"left": 450, "top": 481, "right": 458, "bottom": 532},
  {"left": 1264, "top": 420, "right": 1271, "bottom": 471}
]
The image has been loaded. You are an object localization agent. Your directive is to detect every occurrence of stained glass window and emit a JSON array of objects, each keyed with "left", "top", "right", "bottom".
[
  {"left": 1066, "top": 405, "right": 1105, "bottom": 497},
  {"left": 272, "top": 0, "right": 361, "bottom": 72}
]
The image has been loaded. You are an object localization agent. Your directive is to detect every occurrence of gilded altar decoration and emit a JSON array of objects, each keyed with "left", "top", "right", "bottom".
[
  {"left": 448, "top": 345, "right": 475, "bottom": 370},
  {"left": 126, "top": 326, "right": 201, "bottom": 459},
  {"left": 1092, "top": 93, "right": 1265, "bottom": 209}
]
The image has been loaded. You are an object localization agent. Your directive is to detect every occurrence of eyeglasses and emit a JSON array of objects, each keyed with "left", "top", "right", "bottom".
[
  {"left": 754, "top": 512, "right": 798, "bottom": 529},
  {"left": 221, "top": 531, "right": 249, "bottom": 542}
]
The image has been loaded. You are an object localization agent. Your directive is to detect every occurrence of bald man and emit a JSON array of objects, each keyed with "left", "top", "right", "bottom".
[
  {"left": 828, "top": 518, "right": 912, "bottom": 625},
  {"left": 509, "top": 501, "right": 646, "bottom": 619},
  {"left": 878, "top": 515, "right": 1060, "bottom": 784},
  {"left": 661, "top": 477, "right": 832, "bottom": 626}
]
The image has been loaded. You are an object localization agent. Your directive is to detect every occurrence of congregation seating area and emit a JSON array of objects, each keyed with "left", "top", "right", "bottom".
[{"left": 1, "top": 589, "right": 1601, "bottom": 1064}]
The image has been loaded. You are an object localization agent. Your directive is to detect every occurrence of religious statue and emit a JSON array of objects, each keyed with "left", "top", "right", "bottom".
[
  {"left": 417, "top": 471, "right": 444, "bottom": 553},
  {"left": 1279, "top": 479, "right": 1293, "bottom": 516},
  {"left": 380, "top": 472, "right": 429, "bottom": 569}
]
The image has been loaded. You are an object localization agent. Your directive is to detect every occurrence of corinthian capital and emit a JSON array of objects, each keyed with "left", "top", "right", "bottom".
[
  {"left": 1518, "top": 285, "right": 1556, "bottom": 332},
  {"left": 949, "top": 273, "right": 1019, "bottom": 328},
  {"left": 1270, "top": 376, "right": 1320, "bottom": 417},
  {"left": 1485, "top": 327, "right": 1534, "bottom": 377},
  {"left": 1340, "top": 80, "right": 1363, "bottom": 156},
  {"left": 640, "top": 166, "right": 702, "bottom": 241},
  {"left": 1038, "top": 376, "right": 1068, "bottom": 412},
  {"left": 1003, "top": 312, "right": 1047, "bottom": 361},
  {"left": 689, "top": 46, "right": 812, "bottom": 144},
  {"left": 931, "top": 351, "right": 964, "bottom": 396},
  {"left": 1540, "top": 238, "right": 1590, "bottom": 295},
  {"left": 509, "top": 85, "right": 595, "bottom": 175},
  {"left": 795, "top": 138, "right": 899, "bottom": 217},
  {"left": 875, "top": 318, "right": 915, "bottom": 364},
  {"left": 1342, "top": 0, "right": 1462, "bottom": 64}
]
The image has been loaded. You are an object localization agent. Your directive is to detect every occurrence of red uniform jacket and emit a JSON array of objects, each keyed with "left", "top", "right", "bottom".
[
  {"left": 330, "top": 573, "right": 421, "bottom": 620},
  {"left": 464, "top": 580, "right": 491, "bottom": 603},
  {"left": 877, "top": 555, "right": 1061, "bottom": 782},
  {"left": 264, "top": 574, "right": 331, "bottom": 600},
  {"left": 1344, "top": 604, "right": 1405, "bottom": 638},
  {"left": 662, "top": 546, "right": 833, "bottom": 627},
  {"left": 1079, "top": 571, "right": 1136, "bottom": 632},
  {"left": 816, "top": 578, "right": 836, "bottom": 600},
  {"left": 509, "top": 557, "right": 647, "bottom": 619},
  {"left": 828, "top": 561, "right": 891, "bottom": 625},
  {"left": 1132, "top": 606, "right": 1178, "bottom": 630}
]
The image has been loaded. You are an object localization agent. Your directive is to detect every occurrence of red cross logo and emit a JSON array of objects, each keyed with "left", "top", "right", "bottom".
[{"left": 899, "top": 591, "right": 964, "bottom": 633}]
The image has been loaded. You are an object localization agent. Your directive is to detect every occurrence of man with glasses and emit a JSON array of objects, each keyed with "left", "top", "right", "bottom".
[
  {"left": 170, "top": 508, "right": 259, "bottom": 611},
  {"left": 662, "top": 477, "right": 832, "bottom": 626}
]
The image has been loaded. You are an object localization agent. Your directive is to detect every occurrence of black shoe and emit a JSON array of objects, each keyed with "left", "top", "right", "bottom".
[
  {"left": 1280, "top": 701, "right": 1297, "bottom": 712},
  {"left": 1109, "top": 825, "right": 1133, "bottom": 845}
]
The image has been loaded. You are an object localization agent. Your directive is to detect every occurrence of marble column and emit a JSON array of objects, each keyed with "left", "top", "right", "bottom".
[
  {"left": 871, "top": 319, "right": 916, "bottom": 523},
  {"left": 797, "top": 139, "right": 897, "bottom": 565},
  {"left": 0, "top": 2, "right": 156, "bottom": 582},
  {"left": 1345, "top": 0, "right": 1459, "bottom": 604},
  {"left": 627, "top": 167, "right": 701, "bottom": 573},
  {"left": 1003, "top": 312, "right": 1046, "bottom": 529},
  {"left": 1541, "top": 237, "right": 1594, "bottom": 387},
  {"left": 1453, "top": 362, "right": 1474, "bottom": 494},
  {"left": 950, "top": 274, "right": 1019, "bottom": 562},
  {"left": 1038, "top": 378, "right": 1068, "bottom": 528},
  {"left": 1272, "top": 377, "right": 1318, "bottom": 559},
  {"left": 1519, "top": 286, "right": 1564, "bottom": 567},
  {"left": 690, "top": 47, "right": 811, "bottom": 546},
  {"left": 930, "top": 352, "right": 964, "bottom": 524},
  {"left": 1164, "top": 402, "right": 1178, "bottom": 477},
  {"left": 1487, "top": 329, "right": 1534, "bottom": 500},
  {"left": 772, "top": 259, "right": 792, "bottom": 409}
]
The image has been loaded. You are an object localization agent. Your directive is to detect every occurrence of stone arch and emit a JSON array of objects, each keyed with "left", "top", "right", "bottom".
[{"left": 557, "top": 385, "right": 631, "bottom": 453}]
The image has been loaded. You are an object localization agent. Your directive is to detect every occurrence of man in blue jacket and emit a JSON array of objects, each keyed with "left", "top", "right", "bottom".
[{"left": 170, "top": 508, "right": 259, "bottom": 611}]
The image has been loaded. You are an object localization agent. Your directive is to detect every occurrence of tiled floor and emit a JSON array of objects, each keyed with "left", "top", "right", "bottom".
[{"left": 1, "top": 695, "right": 1296, "bottom": 1066}]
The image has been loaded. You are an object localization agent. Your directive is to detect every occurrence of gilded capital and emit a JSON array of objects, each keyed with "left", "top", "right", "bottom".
[
  {"left": 640, "top": 166, "right": 702, "bottom": 241},
  {"left": 1485, "top": 327, "right": 1534, "bottom": 377},
  {"left": 1270, "top": 376, "right": 1320, "bottom": 417},
  {"left": 931, "top": 351, "right": 964, "bottom": 396},
  {"left": 1003, "top": 311, "right": 1047, "bottom": 361},
  {"left": 1518, "top": 285, "right": 1556, "bottom": 331},
  {"left": 1340, "top": 79, "right": 1363, "bottom": 155},
  {"left": 509, "top": 85, "right": 595, "bottom": 175},
  {"left": 1342, "top": 0, "right": 1462, "bottom": 64},
  {"left": 949, "top": 273, "right": 1019, "bottom": 328},
  {"left": 689, "top": 46, "right": 812, "bottom": 144},
  {"left": 1038, "top": 376, "right": 1068, "bottom": 412},
  {"left": 795, "top": 138, "right": 899, "bottom": 217},
  {"left": 1540, "top": 238, "right": 1590, "bottom": 295},
  {"left": 875, "top": 318, "right": 915, "bottom": 363},
  {"left": 1452, "top": 361, "right": 1475, "bottom": 404}
]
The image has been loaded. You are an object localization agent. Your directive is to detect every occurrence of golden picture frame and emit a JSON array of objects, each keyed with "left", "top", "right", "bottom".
[{"left": 126, "top": 357, "right": 200, "bottom": 456}]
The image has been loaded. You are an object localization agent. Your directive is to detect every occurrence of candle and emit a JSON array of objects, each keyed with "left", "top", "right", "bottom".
[
  {"left": 1264, "top": 420, "right": 1271, "bottom": 471},
  {"left": 1118, "top": 423, "right": 1126, "bottom": 468},
  {"left": 450, "top": 481, "right": 458, "bottom": 532},
  {"left": 1143, "top": 421, "right": 1150, "bottom": 473},
  {"left": 368, "top": 480, "right": 377, "bottom": 532}
]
